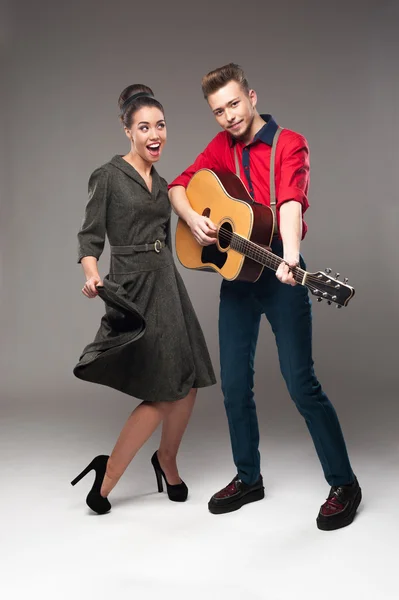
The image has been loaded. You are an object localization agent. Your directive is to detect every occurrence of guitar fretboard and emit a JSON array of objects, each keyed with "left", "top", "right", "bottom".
[{"left": 228, "top": 231, "right": 305, "bottom": 284}]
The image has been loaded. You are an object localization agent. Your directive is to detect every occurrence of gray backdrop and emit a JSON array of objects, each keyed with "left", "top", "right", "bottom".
[{"left": 1, "top": 0, "right": 398, "bottom": 445}]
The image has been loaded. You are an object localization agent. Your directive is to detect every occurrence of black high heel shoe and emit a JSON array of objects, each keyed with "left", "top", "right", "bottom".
[
  {"left": 151, "top": 451, "right": 188, "bottom": 502},
  {"left": 71, "top": 455, "right": 111, "bottom": 514}
]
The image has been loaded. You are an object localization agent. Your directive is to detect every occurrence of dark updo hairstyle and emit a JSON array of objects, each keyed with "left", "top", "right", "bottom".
[{"left": 118, "top": 84, "right": 165, "bottom": 128}]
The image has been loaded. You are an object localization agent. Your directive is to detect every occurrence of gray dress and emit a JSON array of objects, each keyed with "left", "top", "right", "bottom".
[{"left": 75, "top": 155, "right": 216, "bottom": 402}]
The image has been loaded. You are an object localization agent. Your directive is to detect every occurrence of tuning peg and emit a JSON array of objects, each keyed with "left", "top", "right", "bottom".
[
  {"left": 325, "top": 268, "right": 332, "bottom": 274},
  {"left": 327, "top": 301, "right": 332, "bottom": 305},
  {"left": 343, "top": 277, "right": 348, "bottom": 284},
  {"left": 336, "top": 305, "right": 342, "bottom": 309},
  {"left": 335, "top": 273, "right": 340, "bottom": 279},
  {"left": 317, "top": 298, "right": 323, "bottom": 302}
]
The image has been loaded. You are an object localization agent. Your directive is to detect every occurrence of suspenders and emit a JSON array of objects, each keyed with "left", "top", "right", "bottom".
[{"left": 233, "top": 125, "right": 283, "bottom": 235}]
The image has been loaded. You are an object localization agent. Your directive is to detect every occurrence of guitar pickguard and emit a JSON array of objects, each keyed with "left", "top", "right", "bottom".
[
  {"left": 201, "top": 245, "right": 227, "bottom": 269},
  {"left": 199, "top": 206, "right": 228, "bottom": 270}
]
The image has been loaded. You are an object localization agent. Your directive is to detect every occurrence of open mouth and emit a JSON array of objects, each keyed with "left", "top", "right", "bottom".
[{"left": 147, "top": 143, "right": 161, "bottom": 156}]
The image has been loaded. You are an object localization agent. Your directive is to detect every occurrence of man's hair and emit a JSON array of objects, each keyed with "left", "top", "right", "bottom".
[{"left": 201, "top": 63, "right": 250, "bottom": 99}]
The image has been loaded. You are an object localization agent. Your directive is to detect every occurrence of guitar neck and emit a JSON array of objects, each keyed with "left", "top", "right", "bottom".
[{"left": 230, "top": 232, "right": 307, "bottom": 285}]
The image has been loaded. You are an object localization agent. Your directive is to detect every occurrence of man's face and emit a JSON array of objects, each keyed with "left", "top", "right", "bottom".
[{"left": 207, "top": 80, "right": 257, "bottom": 141}]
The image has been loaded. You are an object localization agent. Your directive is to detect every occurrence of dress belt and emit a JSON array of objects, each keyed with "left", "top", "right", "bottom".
[{"left": 110, "top": 240, "right": 165, "bottom": 255}]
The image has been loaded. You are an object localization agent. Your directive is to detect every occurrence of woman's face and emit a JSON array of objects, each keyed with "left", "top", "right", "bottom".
[{"left": 125, "top": 106, "right": 166, "bottom": 163}]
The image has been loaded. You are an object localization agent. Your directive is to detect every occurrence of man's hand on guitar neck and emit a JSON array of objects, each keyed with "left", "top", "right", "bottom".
[
  {"left": 276, "top": 258, "right": 299, "bottom": 287},
  {"left": 276, "top": 201, "right": 302, "bottom": 286}
]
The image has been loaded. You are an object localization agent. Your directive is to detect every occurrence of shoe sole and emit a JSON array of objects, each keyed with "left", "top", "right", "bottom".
[
  {"left": 316, "top": 488, "right": 362, "bottom": 531},
  {"left": 208, "top": 487, "right": 265, "bottom": 515}
]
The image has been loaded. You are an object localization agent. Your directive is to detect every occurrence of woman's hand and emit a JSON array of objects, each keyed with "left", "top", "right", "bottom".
[{"left": 82, "top": 275, "right": 103, "bottom": 298}]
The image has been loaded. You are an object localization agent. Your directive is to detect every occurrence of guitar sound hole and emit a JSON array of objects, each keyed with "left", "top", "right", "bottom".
[
  {"left": 218, "top": 221, "right": 233, "bottom": 250},
  {"left": 200, "top": 216, "right": 230, "bottom": 270},
  {"left": 199, "top": 214, "right": 232, "bottom": 270}
]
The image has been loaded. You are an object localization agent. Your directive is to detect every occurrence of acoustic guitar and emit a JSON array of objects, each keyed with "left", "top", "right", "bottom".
[{"left": 175, "top": 169, "right": 355, "bottom": 308}]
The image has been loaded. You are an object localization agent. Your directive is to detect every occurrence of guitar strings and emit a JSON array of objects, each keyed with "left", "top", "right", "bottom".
[
  {"left": 204, "top": 227, "right": 334, "bottom": 298},
  {"left": 216, "top": 228, "right": 332, "bottom": 284},
  {"left": 214, "top": 228, "right": 341, "bottom": 293},
  {"left": 216, "top": 228, "right": 304, "bottom": 277}
]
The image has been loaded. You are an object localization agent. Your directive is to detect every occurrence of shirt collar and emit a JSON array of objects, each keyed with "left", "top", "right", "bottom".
[
  {"left": 110, "top": 154, "right": 161, "bottom": 195},
  {"left": 228, "top": 114, "right": 278, "bottom": 147}
]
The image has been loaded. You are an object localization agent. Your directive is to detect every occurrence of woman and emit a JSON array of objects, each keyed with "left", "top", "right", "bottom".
[{"left": 71, "top": 85, "right": 216, "bottom": 514}]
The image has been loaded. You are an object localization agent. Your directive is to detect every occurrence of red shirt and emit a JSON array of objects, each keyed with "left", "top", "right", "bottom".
[{"left": 168, "top": 114, "right": 310, "bottom": 239}]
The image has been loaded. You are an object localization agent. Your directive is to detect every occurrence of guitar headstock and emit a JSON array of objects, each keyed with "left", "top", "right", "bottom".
[{"left": 308, "top": 268, "right": 355, "bottom": 308}]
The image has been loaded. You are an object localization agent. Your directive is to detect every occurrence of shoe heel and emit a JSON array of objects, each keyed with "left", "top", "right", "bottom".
[
  {"left": 151, "top": 451, "right": 164, "bottom": 493},
  {"left": 150, "top": 451, "right": 187, "bottom": 500},
  {"left": 245, "top": 487, "right": 265, "bottom": 503},
  {"left": 70, "top": 455, "right": 111, "bottom": 515},
  {"left": 71, "top": 461, "right": 94, "bottom": 486},
  {"left": 154, "top": 467, "right": 164, "bottom": 493}
]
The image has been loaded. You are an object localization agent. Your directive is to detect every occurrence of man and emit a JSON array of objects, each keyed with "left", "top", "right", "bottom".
[{"left": 168, "top": 63, "right": 361, "bottom": 530}]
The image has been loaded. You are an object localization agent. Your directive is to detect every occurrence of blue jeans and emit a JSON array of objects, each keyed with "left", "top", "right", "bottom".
[{"left": 218, "top": 240, "right": 355, "bottom": 487}]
